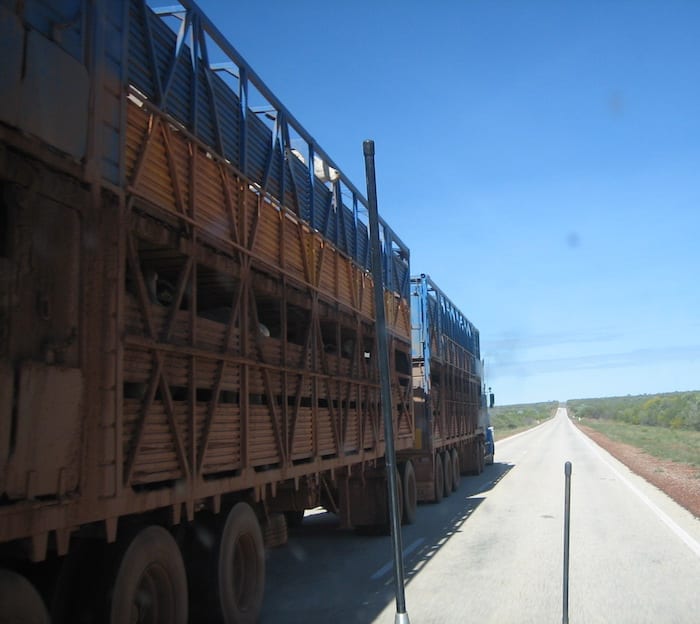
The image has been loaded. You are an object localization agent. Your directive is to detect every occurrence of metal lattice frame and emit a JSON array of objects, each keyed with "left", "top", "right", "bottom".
[
  {"left": 128, "top": 0, "right": 410, "bottom": 298},
  {"left": 120, "top": 32, "right": 414, "bottom": 492}
]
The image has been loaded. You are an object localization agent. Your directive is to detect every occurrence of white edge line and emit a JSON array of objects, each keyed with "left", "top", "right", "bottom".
[
  {"left": 569, "top": 417, "right": 700, "bottom": 559},
  {"left": 370, "top": 537, "right": 426, "bottom": 581}
]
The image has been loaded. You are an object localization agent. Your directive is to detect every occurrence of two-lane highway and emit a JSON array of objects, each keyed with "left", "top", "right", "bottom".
[{"left": 261, "top": 409, "right": 700, "bottom": 623}]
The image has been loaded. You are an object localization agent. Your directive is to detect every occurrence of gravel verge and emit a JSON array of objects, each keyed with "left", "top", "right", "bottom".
[{"left": 575, "top": 423, "right": 700, "bottom": 520}]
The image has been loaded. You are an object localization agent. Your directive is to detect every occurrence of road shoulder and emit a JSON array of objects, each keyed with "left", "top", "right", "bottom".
[{"left": 573, "top": 421, "right": 700, "bottom": 520}]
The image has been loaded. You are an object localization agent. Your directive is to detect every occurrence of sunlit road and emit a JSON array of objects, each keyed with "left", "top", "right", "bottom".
[{"left": 261, "top": 409, "right": 700, "bottom": 623}]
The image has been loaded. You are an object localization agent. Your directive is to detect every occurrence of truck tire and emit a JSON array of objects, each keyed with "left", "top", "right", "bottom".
[
  {"left": 107, "top": 525, "right": 187, "bottom": 624},
  {"left": 262, "top": 512, "right": 288, "bottom": 548},
  {"left": 216, "top": 503, "right": 265, "bottom": 624},
  {"left": 434, "top": 453, "right": 444, "bottom": 503},
  {"left": 369, "top": 469, "right": 403, "bottom": 535},
  {"left": 458, "top": 445, "right": 471, "bottom": 475},
  {"left": 442, "top": 451, "right": 452, "bottom": 498},
  {"left": 0, "top": 568, "right": 50, "bottom": 624},
  {"left": 470, "top": 439, "right": 484, "bottom": 475},
  {"left": 450, "top": 448, "right": 460, "bottom": 491},
  {"left": 399, "top": 461, "right": 417, "bottom": 524}
]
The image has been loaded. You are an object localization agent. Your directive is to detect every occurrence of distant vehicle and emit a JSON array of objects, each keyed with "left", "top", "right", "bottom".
[
  {"left": 484, "top": 427, "right": 495, "bottom": 465},
  {"left": 399, "top": 275, "right": 487, "bottom": 510}
]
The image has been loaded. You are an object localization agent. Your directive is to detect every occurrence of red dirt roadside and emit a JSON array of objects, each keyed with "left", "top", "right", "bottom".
[{"left": 575, "top": 423, "right": 700, "bottom": 520}]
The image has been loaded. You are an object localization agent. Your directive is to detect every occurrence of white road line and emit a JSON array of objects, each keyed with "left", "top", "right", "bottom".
[
  {"left": 370, "top": 537, "right": 426, "bottom": 581},
  {"left": 569, "top": 418, "right": 700, "bottom": 559}
]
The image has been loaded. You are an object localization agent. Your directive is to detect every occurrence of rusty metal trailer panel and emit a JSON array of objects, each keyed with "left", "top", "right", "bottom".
[
  {"left": 401, "top": 274, "right": 484, "bottom": 502},
  {"left": 0, "top": 0, "right": 413, "bottom": 620}
]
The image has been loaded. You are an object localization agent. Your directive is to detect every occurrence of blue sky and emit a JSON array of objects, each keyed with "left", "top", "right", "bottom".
[{"left": 191, "top": 0, "right": 699, "bottom": 405}]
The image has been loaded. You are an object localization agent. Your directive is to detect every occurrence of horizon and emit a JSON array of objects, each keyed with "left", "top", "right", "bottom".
[{"left": 494, "top": 387, "right": 699, "bottom": 409}]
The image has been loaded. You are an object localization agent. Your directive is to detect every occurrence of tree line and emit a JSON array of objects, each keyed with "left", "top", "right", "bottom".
[
  {"left": 490, "top": 401, "right": 558, "bottom": 431},
  {"left": 567, "top": 391, "right": 700, "bottom": 431}
]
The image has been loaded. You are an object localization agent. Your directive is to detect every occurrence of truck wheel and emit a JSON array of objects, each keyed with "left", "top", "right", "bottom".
[
  {"left": 262, "top": 512, "right": 288, "bottom": 548},
  {"left": 216, "top": 502, "right": 265, "bottom": 624},
  {"left": 472, "top": 439, "right": 484, "bottom": 475},
  {"left": 0, "top": 569, "right": 50, "bottom": 624},
  {"left": 450, "top": 448, "right": 460, "bottom": 491},
  {"left": 442, "top": 451, "right": 452, "bottom": 498},
  {"left": 458, "top": 445, "right": 471, "bottom": 475},
  {"left": 107, "top": 525, "right": 187, "bottom": 624},
  {"left": 399, "top": 461, "right": 417, "bottom": 524},
  {"left": 434, "top": 453, "right": 444, "bottom": 503}
]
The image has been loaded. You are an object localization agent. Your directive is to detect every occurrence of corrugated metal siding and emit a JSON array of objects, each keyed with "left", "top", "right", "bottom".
[
  {"left": 126, "top": 0, "right": 408, "bottom": 297},
  {"left": 194, "top": 64, "right": 217, "bottom": 149},
  {"left": 151, "top": 11, "right": 177, "bottom": 99},
  {"left": 100, "top": 0, "right": 127, "bottom": 186},
  {"left": 392, "top": 256, "right": 409, "bottom": 297},
  {"left": 312, "top": 184, "right": 334, "bottom": 241},
  {"left": 338, "top": 205, "right": 353, "bottom": 256},
  {"left": 21, "top": 0, "right": 84, "bottom": 62},
  {"left": 163, "top": 49, "right": 194, "bottom": 127},
  {"left": 357, "top": 222, "right": 370, "bottom": 269},
  {"left": 128, "top": 0, "right": 156, "bottom": 98},
  {"left": 211, "top": 73, "right": 241, "bottom": 165},
  {"left": 283, "top": 160, "right": 297, "bottom": 215},
  {"left": 264, "top": 140, "right": 283, "bottom": 199},
  {"left": 245, "top": 111, "right": 271, "bottom": 187},
  {"left": 413, "top": 275, "right": 480, "bottom": 363},
  {"left": 288, "top": 155, "right": 311, "bottom": 222}
]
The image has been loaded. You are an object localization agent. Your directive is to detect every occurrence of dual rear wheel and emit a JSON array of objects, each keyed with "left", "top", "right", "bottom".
[
  {"left": 107, "top": 525, "right": 187, "bottom": 624},
  {"left": 36, "top": 502, "right": 266, "bottom": 624},
  {"left": 106, "top": 504, "right": 265, "bottom": 624},
  {"left": 442, "top": 451, "right": 453, "bottom": 498},
  {"left": 434, "top": 452, "right": 445, "bottom": 503},
  {"left": 451, "top": 449, "right": 461, "bottom": 491},
  {"left": 0, "top": 569, "right": 50, "bottom": 624},
  {"left": 188, "top": 502, "right": 265, "bottom": 624},
  {"left": 434, "top": 448, "right": 462, "bottom": 502}
]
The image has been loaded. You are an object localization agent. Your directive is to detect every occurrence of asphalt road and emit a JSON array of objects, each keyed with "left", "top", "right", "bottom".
[{"left": 261, "top": 408, "right": 700, "bottom": 623}]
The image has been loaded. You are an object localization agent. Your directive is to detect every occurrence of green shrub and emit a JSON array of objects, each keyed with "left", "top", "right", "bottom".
[
  {"left": 568, "top": 391, "right": 700, "bottom": 431},
  {"left": 490, "top": 401, "right": 558, "bottom": 437},
  {"left": 579, "top": 418, "right": 700, "bottom": 467}
]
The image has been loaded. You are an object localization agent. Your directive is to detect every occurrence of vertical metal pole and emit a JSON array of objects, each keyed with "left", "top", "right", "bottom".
[
  {"left": 363, "top": 140, "right": 410, "bottom": 624},
  {"left": 563, "top": 461, "right": 572, "bottom": 624}
]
